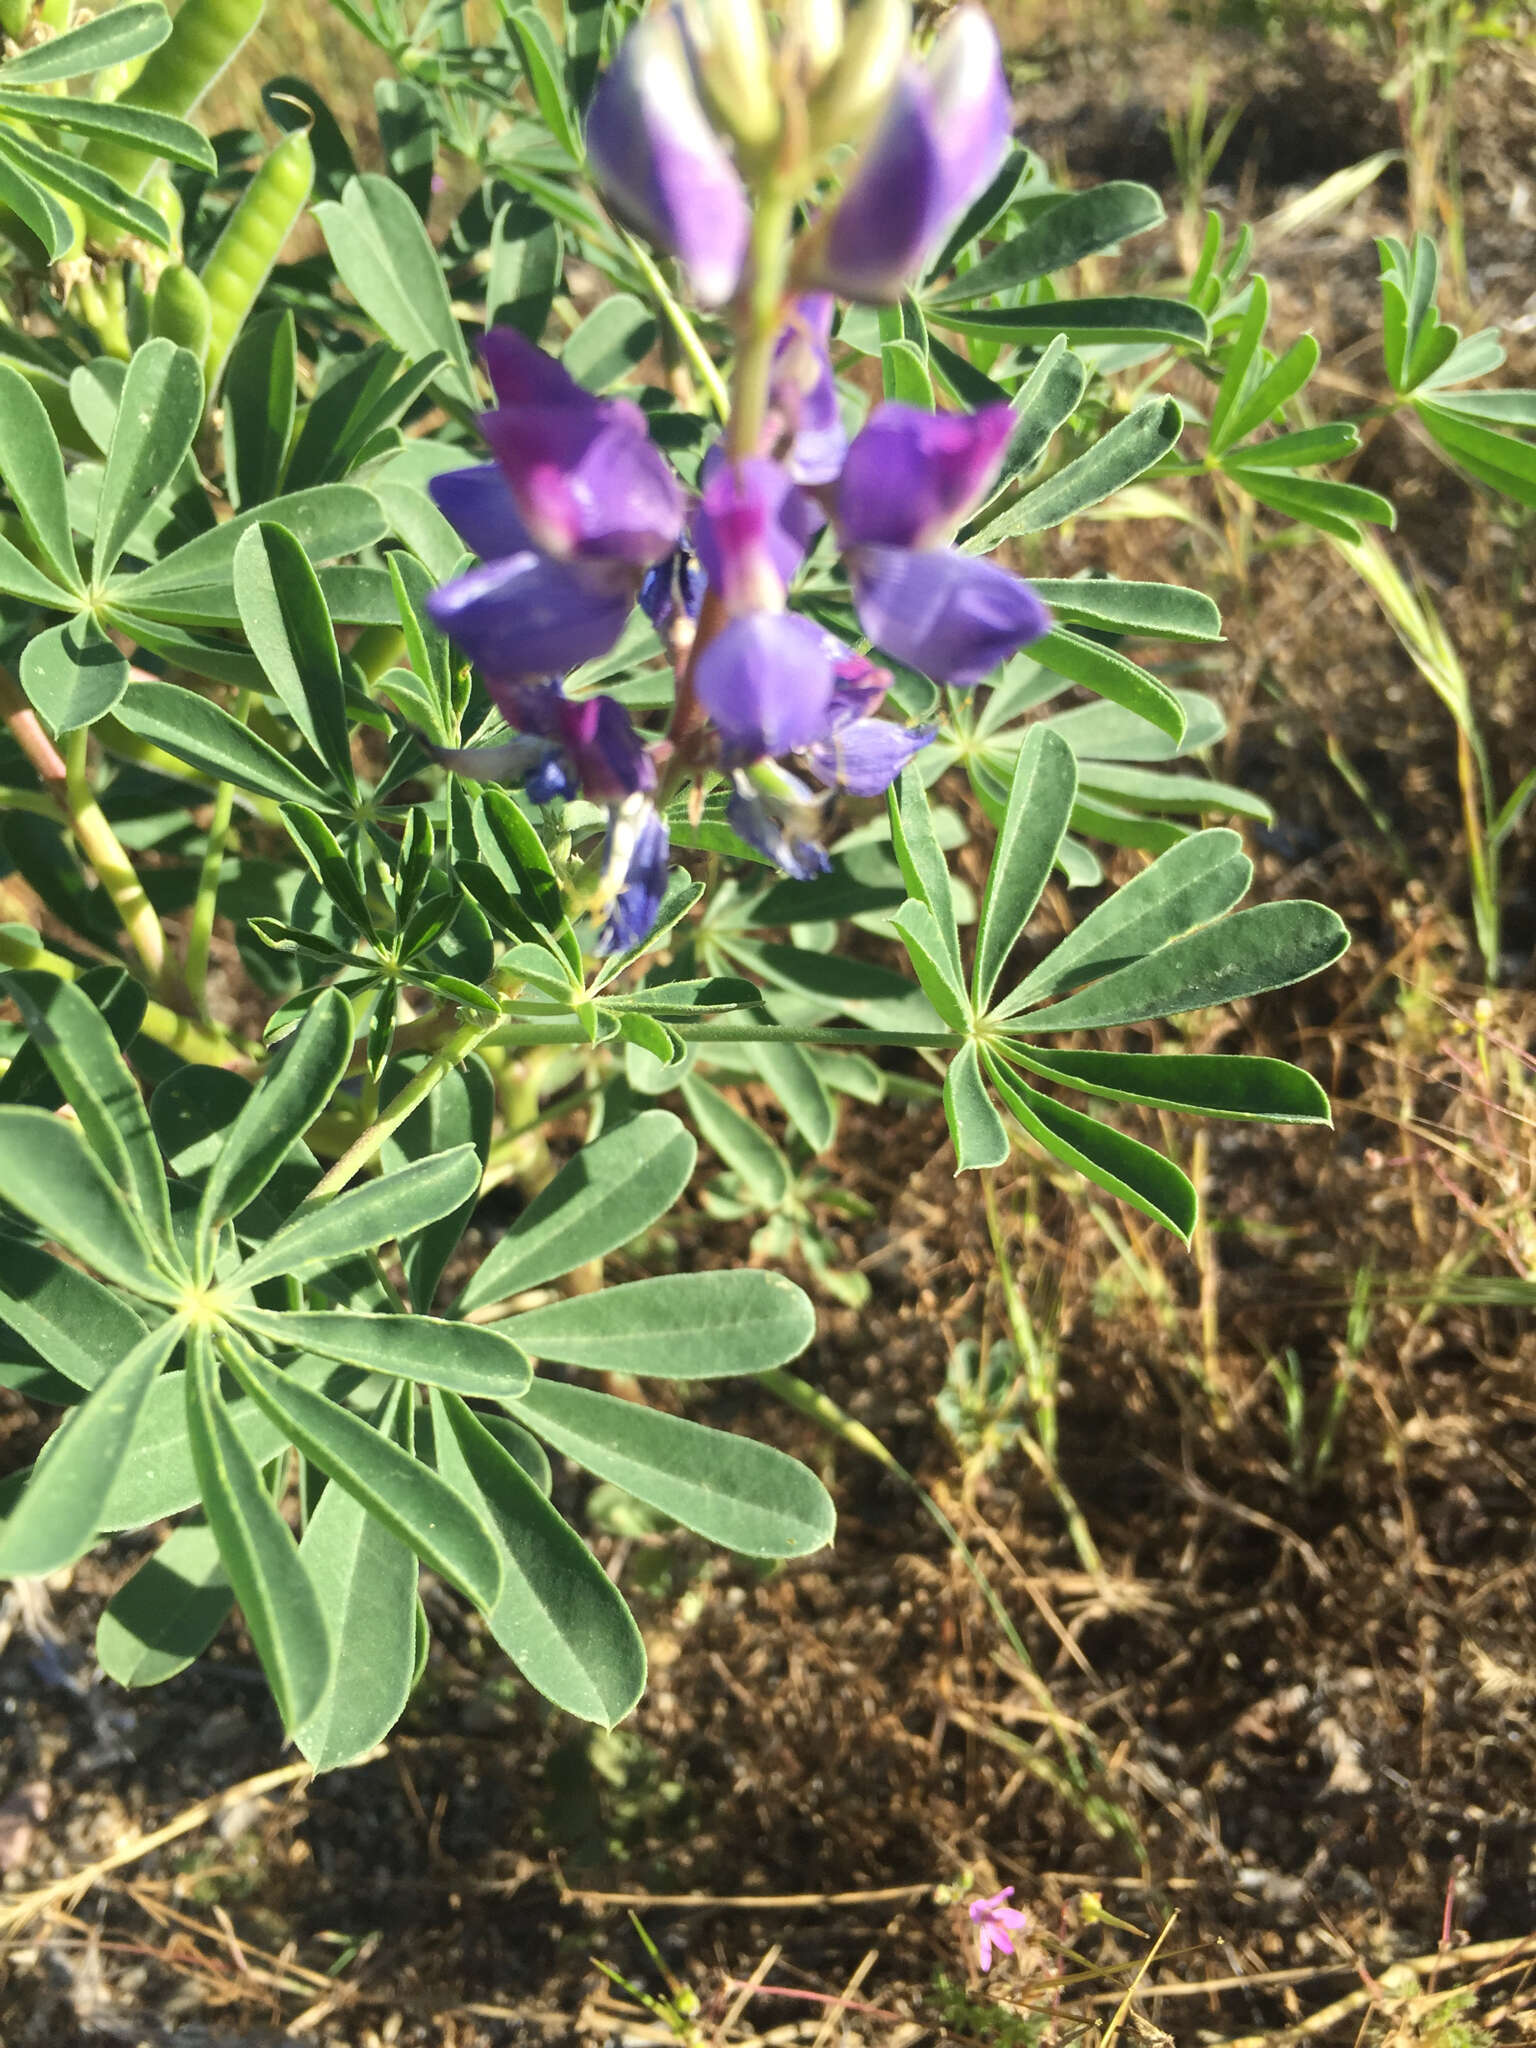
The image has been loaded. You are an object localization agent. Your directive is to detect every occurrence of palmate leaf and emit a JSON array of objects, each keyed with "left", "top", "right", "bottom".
[
  {"left": 116, "top": 681, "right": 335, "bottom": 809},
  {"left": 502, "top": 1269, "right": 815, "bottom": 1377},
  {"left": 0, "top": 1, "right": 169, "bottom": 82},
  {"left": 0, "top": 88, "right": 214, "bottom": 172},
  {"left": 680, "top": 1072, "right": 792, "bottom": 1205},
  {"left": 0, "top": 150, "right": 74, "bottom": 259},
  {"left": 927, "top": 181, "right": 1164, "bottom": 305},
  {"left": 314, "top": 175, "right": 477, "bottom": 405},
  {"left": 0, "top": 364, "right": 83, "bottom": 592},
  {"left": 234, "top": 524, "right": 357, "bottom": 791},
  {"left": 379, "top": 1055, "right": 495, "bottom": 1311},
  {"left": 1008, "top": 1046, "right": 1331, "bottom": 1125},
  {"left": 929, "top": 296, "right": 1209, "bottom": 352},
  {"left": 891, "top": 898, "right": 969, "bottom": 1028},
  {"left": 99, "top": 1354, "right": 355, "bottom": 1530},
  {"left": 997, "top": 826, "right": 1253, "bottom": 1015},
  {"left": 124, "top": 484, "right": 386, "bottom": 601},
  {"left": 0, "top": 1238, "right": 147, "bottom": 1395},
  {"left": 186, "top": 1331, "right": 332, "bottom": 1733},
  {"left": 973, "top": 725, "right": 1077, "bottom": 1011},
  {"left": 224, "top": 1336, "right": 502, "bottom": 1610},
  {"left": 96, "top": 1519, "right": 233, "bottom": 1689},
  {"left": 743, "top": 1039, "right": 834, "bottom": 1153},
  {"left": 1027, "top": 578, "right": 1221, "bottom": 643},
  {"left": 429, "top": 1388, "right": 646, "bottom": 1727},
  {"left": 513, "top": 1378, "right": 836, "bottom": 1559},
  {"left": 1015, "top": 900, "right": 1349, "bottom": 1034},
  {"left": 944, "top": 1040, "right": 1009, "bottom": 1172},
  {"left": 974, "top": 397, "right": 1183, "bottom": 547},
  {"left": 0, "top": 1317, "right": 184, "bottom": 1577},
  {"left": 455, "top": 1109, "right": 695, "bottom": 1312},
  {"left": 19, "top": 616, "right": 129, "bottom": 734},
  {"left": 93, "top": 341, "right": 204, "bottom": 580}
]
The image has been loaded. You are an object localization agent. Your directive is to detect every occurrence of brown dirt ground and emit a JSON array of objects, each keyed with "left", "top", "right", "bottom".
[{"left": 4, "top": 8, "right": 1536, "bottom": 2045}]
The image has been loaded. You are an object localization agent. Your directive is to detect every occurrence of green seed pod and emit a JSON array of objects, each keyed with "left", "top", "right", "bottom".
[
  {"left": 151, "top": 263, "right": 212, "bottom": 363},
  {"left": 199, "top": 125, "right": 313, "bottom": 395},
  {"left": 143, "top": 169, "right": 184, "bottom": 258},
  {"left": 83, "top": 0, "right": 267, "bottom": 198}
]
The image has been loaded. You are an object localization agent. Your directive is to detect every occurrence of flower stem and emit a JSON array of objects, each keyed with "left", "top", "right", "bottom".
[
  {"left": 0, "top": 924, "right": 251, "bottom": 1067},
  {"left": 305, "top": 994, "right": 515, "bottom": 1204},
  {"left": 63, "top": 725, "right": 170, "bottom": 994},
  {"left": 727, "top": 180, "right": 796, "bottom": 461},
  {"left": 622, "top": 230, "right": 730, "bottom": 422},
  {"left": 184, "top": 692, "right": 250, "bottom": 1017},
  {"left": 0, "top": 672, "right": 171, "bottom": 996}
]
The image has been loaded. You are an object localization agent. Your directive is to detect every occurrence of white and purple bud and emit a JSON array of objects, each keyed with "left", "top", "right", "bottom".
[
  {"left": 805, "top": 4, "right": 1010, "bottom": 302},
  {"left": 679, "top": 0, "right": 779, "bottom": 157},
  {"left": 785, "top": 0, "right": 845, "bottom": 91},
  {"left": 807, "top": 0, "right": 909, "bottom": 148},
  {"left": 586, "top": 6, "right": 752, "bottom": 308}
]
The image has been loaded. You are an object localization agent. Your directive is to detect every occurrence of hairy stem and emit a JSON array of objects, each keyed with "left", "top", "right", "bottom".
[
  {"left": 63, "top": 725, "right": 170, "bottom": 993},
  {"left": 184, "top": 694, "right": 251, "bottom": 1017},
  {"left": 0, "top": 924, "right": 250, "bottom": 1066}
]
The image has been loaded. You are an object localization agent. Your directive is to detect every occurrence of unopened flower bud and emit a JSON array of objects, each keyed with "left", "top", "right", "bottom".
[
  {"left": 785, "top": 0, "right": 844, "bottom": 90},
  {"left": 586, "top": 7, "right": 751, "bottom": 307},
  {"left": 804, "top": 3, "right": 1010, "bottom": 301},
  {"left": 681, "top": 0, "right": 780, "bottom": 155},
  {"left": 808, "top": 0, "right": 910, "bottom": 149}
]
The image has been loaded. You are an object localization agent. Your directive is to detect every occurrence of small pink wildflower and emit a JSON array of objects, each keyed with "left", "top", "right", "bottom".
[{"left": 968, "top": 1886, "right": 1028, "bottom": 1973}]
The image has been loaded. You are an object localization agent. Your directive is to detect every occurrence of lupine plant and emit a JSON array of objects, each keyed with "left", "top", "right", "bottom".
[{"left": 24, "top": 0, "right": 1531, "bottom": 1768}]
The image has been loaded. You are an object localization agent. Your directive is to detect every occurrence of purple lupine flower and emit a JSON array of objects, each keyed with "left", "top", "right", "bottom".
[
  {"left": 846, "top": 545, "right": 1050, "bottom": 688},
  {"left": 639, "top": 539, "right": 707, "bottom": 635},
  {"left": 477, "top": 330, "right": 685, "bottom": 568},
  {"left": 837, "top": 402, "right": 1015, "bottom": 549},
  {"left": 701, "top": 619, "right": 933, "bottom": 874},
  {"left": 427, "top": 679, "right": 656, "bottom": 808},
  {"left": 834, "top": 400, "right": 1050, "bottom": 686},
  {"left": 597, "top": 795, "right": 671, "bottom": 951},
  {"left": 765, "top": 295, "right": 847, "bottom": 486},
  {"left": 728, "top": 763, "right": 830, "bottom": 881},
  {"left": 694, "top": 451, "right": 820, "bottom": 614},
  {"left": 696, "top": 611, "right": 835, "bottom": 758},
  {"left": 427, "top": 547, "right": 639, "bottom": 681},
  {"left": 806, "top": 648, "right": 935, "bottom": 793},
  {"left": 807, "top": 6, "right": 1011, "bottom": 302},
  {"left": 426, "top": 682, "right": 668, "bottom": 952},
  {"left": 968, "top": 1887, "right": 1028, "bottom": 1974},
  {"left": 586, "top": 5, "right": 751, "bottom": 308}
]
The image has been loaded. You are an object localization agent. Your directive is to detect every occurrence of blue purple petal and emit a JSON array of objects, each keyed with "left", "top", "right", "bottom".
[
  {"left": 807, "top": 716, "right": 935, "bottom": 795},
  {"left": 849, "top": 544, "right": 1051, "bottom": 686},
  {"left": 836, "top": 402, "right": 1015, "bottom": 550},
  {"left": 427, "top": 551, "right": 637, "bottom": 680},
  {"left": 693, "top": 611, "right": 836, "bottom": 759}
]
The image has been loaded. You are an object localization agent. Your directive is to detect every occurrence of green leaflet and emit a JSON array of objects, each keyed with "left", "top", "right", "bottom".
[
  {"left": 502, "top": 1270, "right": 815, "bottom": 1378},
  {"left": 513, "top": 1378, "right": 836, "bottom": 1559},
  {"left": 429, "top": 1389, "right": 645, "bottom": 1726}
]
